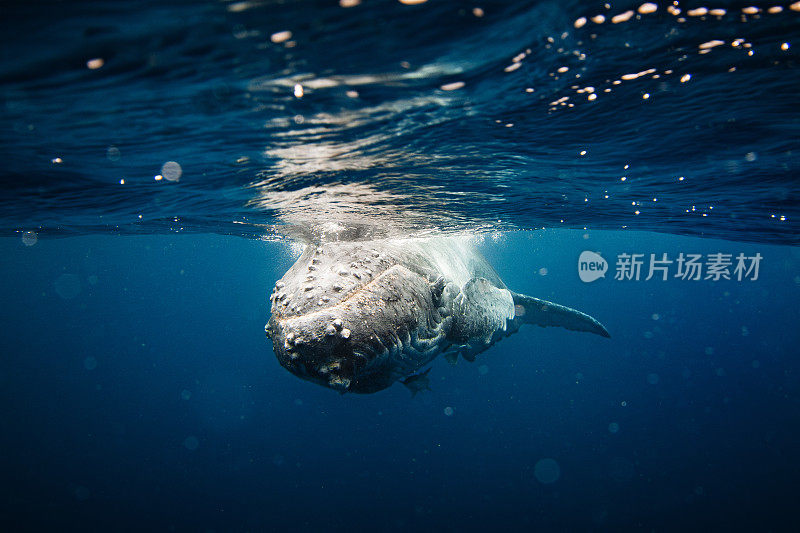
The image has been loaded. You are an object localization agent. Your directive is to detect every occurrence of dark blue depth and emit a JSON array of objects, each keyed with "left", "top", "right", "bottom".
[{"left": 2, "top": 231, "right": 799, "bottom": 530}]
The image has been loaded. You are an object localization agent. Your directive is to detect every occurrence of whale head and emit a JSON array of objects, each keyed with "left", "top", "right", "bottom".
[{"left": 265, "top": 243, "right": 438, "bottom": 393}]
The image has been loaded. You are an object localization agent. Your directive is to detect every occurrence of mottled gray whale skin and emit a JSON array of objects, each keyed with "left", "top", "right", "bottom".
[{"left": 265, "top": 238, "right": 609, "bottom": 394}]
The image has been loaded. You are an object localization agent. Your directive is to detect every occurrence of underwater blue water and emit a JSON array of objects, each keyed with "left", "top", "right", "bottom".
[
  {"left": 1, "top": 0, "right": 799, "bottom": 530},
  {"left": 2, "top": 231, "right": 799, "bottom": 531}
]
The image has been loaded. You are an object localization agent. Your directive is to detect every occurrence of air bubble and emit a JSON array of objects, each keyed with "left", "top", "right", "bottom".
[
  {"left": 54, "top": 273, "right": 81, "bottom": 299},
  {"left": 21, "top": 231, "right": 37, "bottom": 246},
  {"left": 161, "top": 161, "right": 182, "bottom": 182},
  {"left": 107, "top": 146, "right": 121, "bottom": 161},
  {"left": 534, "top": 458, "right": 561, "bottom": 484}
]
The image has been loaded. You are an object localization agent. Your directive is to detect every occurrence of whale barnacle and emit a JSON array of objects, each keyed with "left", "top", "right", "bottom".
[
  {"left": 332, "top": 318, "right": 343, "bottom": 330},
  {"left": 340, "top": 328, "right": 351, "bottom": 339},
  {"left": 328, "top": 376, "right": 351, "bottom": 390}
]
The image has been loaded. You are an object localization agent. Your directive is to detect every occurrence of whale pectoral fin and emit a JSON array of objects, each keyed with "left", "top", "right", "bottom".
[
  {"left": 449, "top": 277, "right": 516, "bottom": 344},
  {"left": 401, "top": 368, "right": 432, "bottom": 397},
  {"left": 511, "top": 292, "right": 610, "bottom": 338}
]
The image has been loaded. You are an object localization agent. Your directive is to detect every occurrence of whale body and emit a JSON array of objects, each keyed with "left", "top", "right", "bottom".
[{"left": 265, "top": 238, "right": 609, "bottom": 394}]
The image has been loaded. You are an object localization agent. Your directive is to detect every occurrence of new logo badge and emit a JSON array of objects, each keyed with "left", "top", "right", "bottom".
[{"left": 578, "top": 251, "right": 607, "bottom": 283}]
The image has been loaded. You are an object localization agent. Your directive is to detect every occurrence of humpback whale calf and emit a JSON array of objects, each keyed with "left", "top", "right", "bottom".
[{"left": 265, "top": 238, "right": 609, "bottom": 394}]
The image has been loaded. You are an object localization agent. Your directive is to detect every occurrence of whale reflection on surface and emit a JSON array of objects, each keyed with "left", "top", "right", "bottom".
[{"left": 248, "top": 181, "right": 508, "bottom": 242}]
